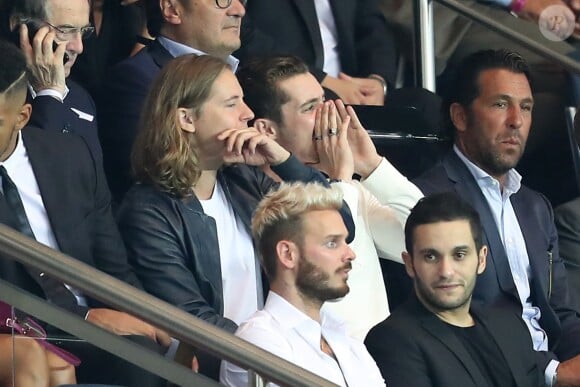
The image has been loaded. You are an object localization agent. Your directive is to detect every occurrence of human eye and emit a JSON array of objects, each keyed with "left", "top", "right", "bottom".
[
  {"left": 325, "top": 240, "right": 338, "bottom": 249},
  {"left": 454, "top": 250, "right": 467, "bottom": 260},
  {"left": 521, "top": 103, "right": 533, "bottom": 112},
  {"left": 423, "top": 253, "right": 437, "bottom": 262},
  {"left": 493, "top": 101, "right": 507, "bottom": 109}
]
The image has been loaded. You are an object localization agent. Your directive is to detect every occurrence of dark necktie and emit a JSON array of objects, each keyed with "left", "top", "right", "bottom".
[{"left": 0, "top": 165, "right": 78, "bottom": 310}]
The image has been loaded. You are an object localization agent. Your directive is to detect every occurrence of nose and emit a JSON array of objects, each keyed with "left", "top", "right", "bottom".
[
  {"left": 344, "top": 245, "right": 356, "bottom": 262},
  {"left": 66, "top": 32, "right": 83, "bottom": 55},
  {"left": 229, "top": 0, "right": 246, "bottom": 16},
  {"left": 241, "top": 101, "right": 255, "bottom": 122},
  {"left": 437, "top": 257, "right": 454, "bottom": 278},
  {"left": 507, "top": 105, "right": 523, "bottom": 129}
]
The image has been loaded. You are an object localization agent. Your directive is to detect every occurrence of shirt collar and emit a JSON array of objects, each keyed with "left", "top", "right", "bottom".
[
  {"left": 264, "top": 291, "right": 346, "bottom": 337},
  {"left": 2, "top": 131, "right": 25, "bottom": 170},
  {"left": 453, "top": 144, "right": 521, "bottom": 195},
  {"left": 157, "top": 36, "right": 240, "bottom": 73}
]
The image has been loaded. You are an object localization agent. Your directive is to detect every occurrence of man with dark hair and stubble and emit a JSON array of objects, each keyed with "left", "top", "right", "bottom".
[
  {"left": 414, "top": 48, "right": 580, "bottom": 386},
  {"left": 365, "top": 192, "right": 543, "bottom": 387}
]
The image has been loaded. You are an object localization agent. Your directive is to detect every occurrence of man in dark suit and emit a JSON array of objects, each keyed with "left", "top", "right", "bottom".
[
  {"left": 100, "top": 0, "right": 247, "bottom": 203},
  {"left": 365, "top": 192, "right": 542, "bottom": 387},
  {"left": 7, "top": 0, "right": 102, "bottom": 161},
  {"left": 0, "top": 39, "right": 170, "bottom": 385},
  {"left": 237, "top": 0, "right": 395, "bottom": 106},
  {"left": 413, "top": 49, "right": 580, "bottom": 386}
]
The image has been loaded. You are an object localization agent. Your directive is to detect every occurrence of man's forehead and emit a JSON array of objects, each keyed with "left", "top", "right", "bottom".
[
  {"left": 476, "top": 69, "right": 532, "bottom": 99},
  {"left": 278, "top": 74, "right": 324, "bottom": 105}
]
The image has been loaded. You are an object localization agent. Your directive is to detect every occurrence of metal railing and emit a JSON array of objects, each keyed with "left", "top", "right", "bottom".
[
  {"left": 0, "top": 224, "right": 338, "bottom": 387},
  {"left": 414, "top": 0, "right": 580, "bottom": 92}
]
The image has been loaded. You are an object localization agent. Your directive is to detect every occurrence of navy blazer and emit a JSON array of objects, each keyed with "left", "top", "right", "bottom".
[
  {"left": 99, "top": 39, "right": 173, "bottom": 204},
  {"left": 0, "top": 127, "right": 141, "bottom": 316},
  {"left": 365, "top": 295, "right": 543, "bottom": 387},
  {"left": 28, "top": 79, "right": 102, "bottom": 162},
  {"left": 237, "top": 0, "right": 397, "bottom": 85},
  {"left": 414, "top": 151, "right": 580, "bottom": 365}
]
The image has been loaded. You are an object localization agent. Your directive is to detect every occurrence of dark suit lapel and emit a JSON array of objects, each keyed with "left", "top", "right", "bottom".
[
  {"left": 511, "top": 195, "right": 550, "bottom": 301},
  {"left": 472, "top": 306, "right": 527, "bottom": 387},
  {"left": 444, "top": 152, "right": 517, "bottom": 295},
  {"left": 292, "top": 0, "right": 324, "bottom": 69},
  {"left": 414, "top": 300, "right": 488, "bottom": 386},
  {"left": 21, "top": 129, "right": 72, "bottom": 252}
]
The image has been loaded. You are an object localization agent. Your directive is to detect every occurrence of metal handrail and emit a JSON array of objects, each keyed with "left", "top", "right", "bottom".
[
  {"left": 0, "top": 224, "right": 337, "bottom": 387},
  {"left": 414, "top": 0, "right": 580, "bottom": 91}
]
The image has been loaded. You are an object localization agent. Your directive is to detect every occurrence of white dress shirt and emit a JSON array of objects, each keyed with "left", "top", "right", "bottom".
[
  {"left": 220, "top": 291, "right": 385, "bottom": 387},
  {"left": 314, "top": 0, "right": 342, "bottom": 77},
  {"left": 157, "top": 36, "right": 240, "bottom": 72}
]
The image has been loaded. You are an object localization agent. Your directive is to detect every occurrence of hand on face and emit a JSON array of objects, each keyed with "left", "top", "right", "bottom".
[
  {"left": 313, "top": 101, "right": 353, "bottom": 181},
  {"left": 18, "top": 24, "right": 67, "bottom": 95},
  {"left": 334, "top": 99, "right": 382, "bottom": 179},
  {"left": 86, "top": 308, "right": 172, "bottom": 348},
  {"left": 219, "top": 127, "right": 290, "bottom": 166}
]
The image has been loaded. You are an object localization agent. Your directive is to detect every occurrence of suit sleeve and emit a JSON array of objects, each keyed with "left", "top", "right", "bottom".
[
  {"left": 365, "top": 323, "right": 434, "bottom": 387},
  {"left": 116, "top": 199, "right": 238, "bottom": 333},
  {"left": 554, "top": 201, "right": 580, "bottom": 306},
  {"left": 540, "top": 195, "right": 580, "bottom": 360},
  {"left": 85, "top": 140, "right": 143, "bottom": 291}
]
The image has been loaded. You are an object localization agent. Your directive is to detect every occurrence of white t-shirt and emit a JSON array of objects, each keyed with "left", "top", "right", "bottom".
[{"left": 200, "top": 182, "right": 260, "bottom": 324}]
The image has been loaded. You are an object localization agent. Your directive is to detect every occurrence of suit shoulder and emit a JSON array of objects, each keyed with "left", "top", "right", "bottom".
[{"left": 412, "top": 162, "right": 451, "bottom": 195}]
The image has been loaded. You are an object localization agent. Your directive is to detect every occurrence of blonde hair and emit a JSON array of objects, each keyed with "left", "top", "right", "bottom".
[
  {"left": 132, "top": 54, "right": 230, "bottom": 197},
  {"left": 252, "top": 182, "right": 343, "bottom": 279}
]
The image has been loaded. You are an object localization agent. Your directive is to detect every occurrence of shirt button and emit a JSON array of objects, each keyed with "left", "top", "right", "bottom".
[
  {"left": 62, "top": 124, "right": 70, "bottom": 134},
  {"left": 39, "top": 272, "right": 45, "bottom": 277}
]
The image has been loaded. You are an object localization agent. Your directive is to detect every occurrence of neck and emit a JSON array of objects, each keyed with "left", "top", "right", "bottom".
[
  {"left": 455, "top": 142, "right": 508, "bottom": 190},
  {"left": 271, "top": 282, "right": 323, "bottom": 323},
  {"left": 417, "top": 292, "right": 474, "bottom": 327},
  {"left": 193, "top": 170, "right": 218, "bottom": 200}
]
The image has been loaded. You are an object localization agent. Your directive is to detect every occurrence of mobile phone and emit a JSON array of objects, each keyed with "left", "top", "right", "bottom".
[{"left": 10, "top": 21, "right": 69, "bottom": 64}]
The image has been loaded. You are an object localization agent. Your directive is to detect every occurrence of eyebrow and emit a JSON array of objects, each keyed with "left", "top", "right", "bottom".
[
  {"left": 223, "top": 95, "right": 242, "bottom": 103},
  {"left": 494, "top": 94, "right": 534, "bottom": 104}
]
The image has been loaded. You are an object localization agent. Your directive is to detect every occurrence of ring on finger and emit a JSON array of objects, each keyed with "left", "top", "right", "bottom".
[
  {"left": 328, "top": 127, "right": 338, "bottom": 136},
  {"left": 313, "top": 135, "right": 324, "bottom": 141}
]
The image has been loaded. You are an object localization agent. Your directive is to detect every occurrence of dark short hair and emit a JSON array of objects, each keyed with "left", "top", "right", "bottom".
[
  {"left": 404, "top": 192, "right": 483, "bottom": 254},
  {"left": 0, "top": 39, "right": 28, "bottom": 96},
  {"left": 7, "top": 0, "right": 49, "bottom": 21},
  {"left": 237, "top": 55, "right": 309, "bottom": 125},
  {"left": 441, "top": 49, "right": 532, "bottom": 134}
]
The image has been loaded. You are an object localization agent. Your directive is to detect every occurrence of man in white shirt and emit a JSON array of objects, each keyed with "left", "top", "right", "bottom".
[{"left": 220, "top": 182, "right": 385, "bottom": 387}]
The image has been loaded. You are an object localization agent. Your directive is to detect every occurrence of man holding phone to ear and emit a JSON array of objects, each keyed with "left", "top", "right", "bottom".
[{"left": 6, "top": 0, "right": 102, "bottom": 162}]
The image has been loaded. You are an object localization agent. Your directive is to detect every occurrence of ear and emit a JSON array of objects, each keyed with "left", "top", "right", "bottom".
[
  {"left": 15, "top": 103, "right": 31, "bottom": 131},
  {"left": 402, "top": 251, "right": 416, "bottom": 279},
  {"left": 450, "top": 102, "right": 468, "bottom": 133},
  {"left": 275, "top": 240, "right": 298, "bottom": 270},
  {"left": 254, "top": 118, "right": 278, "bottom": 138},
  {"left": 176, "top": 108, "right": 195, "bottom": 133},
  {"left": 477, "top": 245, "right": 487, "bottom": 275},
  {"left": 160, "top": 0, "right": 181, "bottom": 25}
]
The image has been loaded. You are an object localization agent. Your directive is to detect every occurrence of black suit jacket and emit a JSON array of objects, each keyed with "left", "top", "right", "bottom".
[
  {"left": 237, "top": 0, "right": 397, "bottom": 85},
  {"left": 28, "top": 79, "right": 102, "bottom": 162},
  {"left": 0, "top": 126, "right": 141, "bottom": 316},
  {"left": 414, "top": 150, "right": 580, "bottom": 365},
  {"left": 99, "top": 39, "right": 173, "bottom": 203},
  {"left": 365, "top": 296, "right": 543, "bottom": 387}
]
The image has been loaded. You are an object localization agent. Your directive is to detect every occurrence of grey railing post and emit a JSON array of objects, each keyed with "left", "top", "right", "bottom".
[{"left": 414, "top": 0, "right": 437, "bottom": 91}]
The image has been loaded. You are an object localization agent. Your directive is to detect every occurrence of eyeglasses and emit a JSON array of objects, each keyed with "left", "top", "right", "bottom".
[
  {"left": 20, "top": 18, "right": 95, "bottom": 41},
  {"left": 216, "top": 0, "right": 247, "bottom": 9},
  {"left": 5, "top": 315, "right": 81, "bottom": 366}
]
